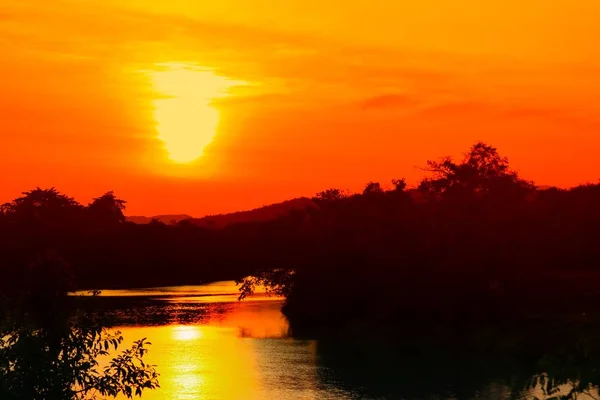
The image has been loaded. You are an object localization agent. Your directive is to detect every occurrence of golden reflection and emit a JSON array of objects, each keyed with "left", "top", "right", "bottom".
[
  {"left": 104, "top": 283, "right": 329, "bottom": 399},
  {"left": 172, "top": 325, "right": 202, "bottom": 341},
  {"left": 148, "top": 62, "right": 244, "bottom": 164},
  {"left": 111, "top": 299, "right": 327, "bottom": 400}
]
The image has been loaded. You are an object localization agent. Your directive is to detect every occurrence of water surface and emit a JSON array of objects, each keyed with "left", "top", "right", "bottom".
[
  {"left": 92, "top": 282, "right": 592, "bottom": 400},
  {"left": 99, "top": 282, "right": 357, "bottom": 399}
]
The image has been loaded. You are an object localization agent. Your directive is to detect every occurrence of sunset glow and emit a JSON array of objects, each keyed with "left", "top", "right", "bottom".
[
  {"left": 149, "top": 63, "right": 243, "bottom": 163},
  {"left": 4, "top": 1, "right": 600, "bottom": 396},
  {"left": 3, "top": 0, "right": 600, "bottom": 216}
]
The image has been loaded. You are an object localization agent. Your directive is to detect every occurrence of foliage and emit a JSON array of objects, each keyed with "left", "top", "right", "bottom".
[
  {"left": 362, "top": 181, "right": 383, "bottom": 195},
  {"left": 0, "top": 324, "right": 159, "bottom": 399},
  {"left": 391, "top": 178, "right": 407, "bottom": 192},
  {"left": 87, "top": 191, "right": 127, "bottom": 224},
  {"left": 314, "top": 188, "right": 347, "bottom": 202},
  {"left": 230, "top": 143, "right": 600, "bottom": 343},
  {"left": 236, "top": 269, "right": 296, "bottom": 300},
  {"left": 0, "top": 141, "right": 599, "bottom": 306},
  {"left": 418, "top": 142, "right": 535, "bottom": 197},
  {"left": 0, "top": 254, "right": 159, "bottom": 400},
  {"left": 2, "top": 141, "right": 600, "bottom": 398},
  {"left": 0, "top": 188, "right": 82, "bottom": 227}
]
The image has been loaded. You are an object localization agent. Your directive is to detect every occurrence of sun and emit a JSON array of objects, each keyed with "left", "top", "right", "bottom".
[{"left": 149, "top": 63, "right": 241, "bottom": 164}]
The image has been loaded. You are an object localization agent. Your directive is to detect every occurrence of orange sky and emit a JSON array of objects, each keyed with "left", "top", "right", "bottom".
[{"left": 2, "top": 1, "right": 600, "bottom": 216}]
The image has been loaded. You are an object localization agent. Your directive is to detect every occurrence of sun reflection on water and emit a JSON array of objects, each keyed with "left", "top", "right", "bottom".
[
  {"left": 172, "top": 325, "right": 202, "bottom": 341},
  {"left": 106, "top": 284, "right": 339, "bottom": 399}
]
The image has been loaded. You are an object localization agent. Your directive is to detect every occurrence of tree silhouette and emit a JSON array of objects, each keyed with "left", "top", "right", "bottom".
[
  {"left": 87, "top": 191, "right": 127, "bottom": 225},
  {"left": 1, "top": 187, "right": 82, "bottom": 226},
  {"left": 391, "top": 178, "right": 407, "bottom": 192},
  {"left": 363, "top": 181, "right": 383, "bottom": 195},
  {"left": 2, "top": 140, "right": 600, "bottom": 397},
  {"left": 314, "top": 188, "right": 346, "bottom": 202},
  {"left": 0, "top": 253, "right": 159, "bottom": 400},
  {"left": 418, "top": 142, "right": 534, "bottom": 197}
]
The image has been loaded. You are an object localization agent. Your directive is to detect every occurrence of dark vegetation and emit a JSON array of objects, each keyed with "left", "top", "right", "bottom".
[
  {"left": 0, "top": 252, "right": 159, "bottom": 399},
  {"left": 236, "top": 142, "right": 600, "bottom": 340},
  {"left": 2, "top": 142, "right": 600, "bottom": 321},
  {"left": 1, "top": 142, "right": 599, "bottom": 307},
  {"left": 3, "top": 141, "right": 600, "bottom": 397},
  {"left": 126, "top": 198, "right": 315, "bottom": 228},
  {"left": 235, "top": 142, "right": 600, "bottom": 397}
]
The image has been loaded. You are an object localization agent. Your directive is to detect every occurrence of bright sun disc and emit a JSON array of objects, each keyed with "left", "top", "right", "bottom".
[{"left": 149, "top": 63, "right": 242, "bottom": 163}]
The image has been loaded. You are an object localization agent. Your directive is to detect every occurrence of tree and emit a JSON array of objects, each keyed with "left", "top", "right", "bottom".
[
  {"left": 87, "top": 192, "right": 127, "bottom": 224},
  {"left": 314, "top": 188, "right": 347, "bottom": 202},
  {"left": 0, "top": 188, "right": 83, "bottom": 226},
  {"left": 391, "top": 178, "right": 407, "bottom": 192},
  {"left": 0, "top": 253, "right": 159, "bottom": 399},
  {"left": 0, "top": 322, "right": 160, "bottom": 400},
  {"left": 418, "top": 142, "right": 534, "bottom": 198},
  {"left": 363, "top": 182, "right": 383, "bottom": 195},
  {"left": 236, "top": 269, "right": 295, "bottom": 301}
]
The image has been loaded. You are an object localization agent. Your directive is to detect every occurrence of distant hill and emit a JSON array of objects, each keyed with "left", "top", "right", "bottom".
[
  {"left": 126, "top": 214, "right": 193, "bottom": 225},
  {"left": 126, "top": 197, "right": 319, "bottom": 228},
  {"left": 190, "top": 197, "right": 318, "bottom": 229},
  {"left": 126, "top": 187, "right": 557, "bottom": 227}
]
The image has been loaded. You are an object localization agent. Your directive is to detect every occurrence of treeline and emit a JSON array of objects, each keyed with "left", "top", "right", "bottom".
[
  {"left": 3, "top": 141, "right": 600, "bottom": 398},
  {"left": 2, "top": 142, "right": 600, "bottom": 335},
  {"left": 234, "top": 142, "right": 600, "bottom": 344},
  {"left": 0, "top": 189, "right": 281, "bottom": 291}
]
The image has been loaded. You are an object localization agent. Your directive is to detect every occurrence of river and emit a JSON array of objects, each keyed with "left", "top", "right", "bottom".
[
  {"left": 86, "top": 281, "right": 593, "bottom": 400},
  {"left": 95, "top": 281, "right": 359, "bottom": 400}
]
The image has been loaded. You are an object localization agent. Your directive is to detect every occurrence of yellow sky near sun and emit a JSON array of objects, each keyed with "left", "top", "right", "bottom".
[{"left": 2, "top": 0, "right": 600, "bottom": 215}]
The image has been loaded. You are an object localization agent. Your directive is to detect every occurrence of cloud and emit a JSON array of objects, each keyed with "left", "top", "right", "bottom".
[{"left": 2, "top": 0, "right": 467, "bottom": 115}]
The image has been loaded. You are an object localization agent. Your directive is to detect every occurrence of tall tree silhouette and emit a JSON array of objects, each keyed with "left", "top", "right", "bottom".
[
  {"left": 87, "top": 191, "right": 127, "bottom": 225},
  {"left": 363, "top": 181, "right": 383, "bottom": 195},
  {"left": 0, "top": 188, "right": 82, "bottom": 227},
  {"left": 418, "top": 142, "right": 534, "bottom": 198},
  {"left": 391, "top": 178, "right": 407, "bottom": 192}
]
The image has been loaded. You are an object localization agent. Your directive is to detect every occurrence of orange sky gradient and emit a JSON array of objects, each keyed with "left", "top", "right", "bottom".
[{"left": 2, "top": 1, "right": 600, "bottom": 216}]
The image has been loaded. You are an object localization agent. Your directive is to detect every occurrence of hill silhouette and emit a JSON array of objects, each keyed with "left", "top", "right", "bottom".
[
  {"left": 126, "top": 214, "right": 192, "bottom": 225},
  {"left": 126, "top": 187, "right": 554, "bottom": 222},
  {"left": 189, "top": 197, "right": 318, "bottom": 228},
  {"left": 125, "top": 198, "right": 317, "bottom": 228}
]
